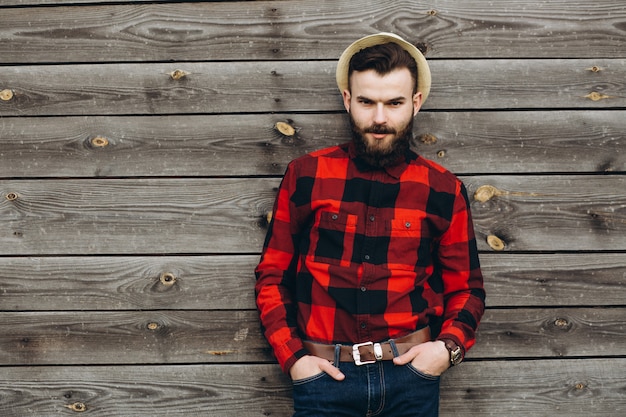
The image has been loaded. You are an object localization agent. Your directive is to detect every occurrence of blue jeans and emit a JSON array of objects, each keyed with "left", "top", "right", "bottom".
[{"left": 292, "top": 346, "right": 440, "bottom": 417}]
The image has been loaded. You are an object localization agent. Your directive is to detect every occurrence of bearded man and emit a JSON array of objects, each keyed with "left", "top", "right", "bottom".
[{"left": 255, "top": 32, "right": 485, "bottom": 417}]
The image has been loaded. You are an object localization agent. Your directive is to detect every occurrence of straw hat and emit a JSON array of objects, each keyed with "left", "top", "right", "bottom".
[{"left": 335, "top": 32, "right": 431, "bottom": 103}]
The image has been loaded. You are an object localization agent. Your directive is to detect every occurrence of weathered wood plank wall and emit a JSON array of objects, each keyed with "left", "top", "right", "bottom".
[{"left": 1, "top": 1, "right": 624, "bottom": 416}]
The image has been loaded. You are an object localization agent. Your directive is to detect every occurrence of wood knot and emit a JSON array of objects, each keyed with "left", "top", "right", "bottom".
[
  {"left": 5, "top": 192, "right": 19, "bottom": 201},
  {"left": 474, "top": 185, "right": 499, "bottom": 202},
  {"left": 0, "top": 89, "right": 14, "bottom": 101},
  {"left": 169, "top": 69, "right": 189, "bottom": 80},
  {"left": 66, "top": 402, "right": 87, "bottom": 412},
  {"left": 160, "top": 272, "right": 177, "bottom": 286},
  {"left": 554, "top": 318, "right": 569, "bottom": 328},
  {"left": 487, "top": 235, "right": 505, "bottom": 251},
  {"left": 587, "top": 66, "right": 602, "bottom": 73},
  {"left": 427, "top": 9, "right": 438, "bottom": 16},
  {"left": 436, "top": 150, "right": 446, "bottom": 158},
  {"left": 585, "top": 92, "right": 610, "bottom": 101},
  {"left": 91, "top": 136, "right": 109, "bottom": 148},
  {"left": 147, "top": 322, "right": 160, "bottom": 331},
  {"left": 415, "top": 42, "right": 429, "bottom": 54},
  {"left": 418, "top": 133, "right": 437, "bottom": 144},
  {"left": 275, "top": 121, "right": 295, "bottom": 136}
]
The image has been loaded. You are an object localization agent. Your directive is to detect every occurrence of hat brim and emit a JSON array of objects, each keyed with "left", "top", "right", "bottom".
[{"left": 335, "top": 32, "right": 431, "bottom": 103}]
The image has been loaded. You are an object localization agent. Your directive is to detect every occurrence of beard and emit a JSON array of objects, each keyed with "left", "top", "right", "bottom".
[{"left": 349, "top": 114, "right": 414, "bottom": 169}]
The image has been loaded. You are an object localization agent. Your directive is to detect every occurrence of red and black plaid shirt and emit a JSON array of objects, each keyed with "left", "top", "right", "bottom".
[{"left": 255, "top": 142, "right": 485, "bottom": 373}]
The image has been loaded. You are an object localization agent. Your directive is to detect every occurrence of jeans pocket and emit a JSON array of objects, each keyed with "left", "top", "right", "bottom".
[
  {"left": 406, "top": 363, "right": 441, "bottom": 381},
  {"left": 292, "top": 371, "right": 327, "bottom": 386}
]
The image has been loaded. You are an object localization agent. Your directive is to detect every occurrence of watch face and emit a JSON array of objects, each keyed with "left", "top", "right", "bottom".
[
  {"left": 450, "top": 347, "right": 462, "bottom": 365},
  {"left": 443, "top": 340, "right": 463, "bottom": 365},
  {"left": 445, "top": 340, "right": 462, "bottom": 365}
]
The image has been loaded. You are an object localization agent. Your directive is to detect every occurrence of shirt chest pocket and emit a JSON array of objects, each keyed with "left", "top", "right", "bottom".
[
  {"left": 387, "top": 217, "right": 427, "bottom": 237},
  {"left": 386, "top": 217, "right": 433, "bottom": 270},
  {"left": 311, "top": 211, "right": 358, "bottom": 266}
]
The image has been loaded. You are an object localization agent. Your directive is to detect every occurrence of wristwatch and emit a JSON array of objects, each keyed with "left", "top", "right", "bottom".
[{"left": 443, "top": 339, "right": 463, "bottom": 366}]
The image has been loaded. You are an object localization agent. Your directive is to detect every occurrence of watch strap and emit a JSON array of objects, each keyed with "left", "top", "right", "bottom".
[{"left": 442, "top": 339, "right": 463, "bottom": 366}]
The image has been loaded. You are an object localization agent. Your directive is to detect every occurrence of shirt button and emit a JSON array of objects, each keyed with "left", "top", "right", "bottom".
[
  {"left": 360, "top": 286, "right": 367, "bottom": 292},
  {"left": 405, "top": 222, "right": 411, "bottom": 228},
  {"left": 369, "top": 216, "right": 375, "bottom": 222},
  {"left": 360, "top": 322, "right": 367, "bottom": 329},
  {"left": 332, "top": 214, "right": 338, "bottom": 220},
  {"left": 364, "top": 255, "right": 370, "bottom": 261}
]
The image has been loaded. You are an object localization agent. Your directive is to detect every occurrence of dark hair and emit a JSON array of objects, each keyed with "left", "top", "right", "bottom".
[{"left": 348, "top": 42, "right": 418, "bottom": 93}]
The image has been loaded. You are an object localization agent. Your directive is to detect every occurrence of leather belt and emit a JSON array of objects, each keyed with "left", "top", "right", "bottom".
[{"left": 302, "top": 327, "right": 431, "bottom": 365}]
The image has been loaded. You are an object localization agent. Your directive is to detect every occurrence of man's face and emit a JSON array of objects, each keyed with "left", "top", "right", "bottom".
[{"left": 343, "top": 68, "right": 422, "bottom": 167}]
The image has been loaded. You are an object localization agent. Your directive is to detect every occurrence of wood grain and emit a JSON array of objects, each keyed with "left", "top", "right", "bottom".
[
  {"left": 0, "top": 255, "right": 259, "bottom": 311},
  {"left": 1, "top": 111, "right": 624, "bottom": 178},
  {"left": 479, "top": 253, "right": 626, "bottom": 308},
  {"left": 441, "top": 359, "right": 626, "bottom": 416},
  {"left": 0, "top": 308, "right": 624, "bottom": 365},
  {"left": 0, "top": 178, "right": 279, "bottom": 255},
  {"left": 0, "top": 310, "right": 271, "bottom": 365},
  {"left": 0, "top": 364, "right": 293, "bottom": 417},
  {"left": 1, "top": 253, "right": 625, "bottom": 311},
  {"left": 471, "top": 307, "right": 626, "bottom": 358},
  {"left": 1, "top": 176, "right": 625, "bottom": 254},
  {"left": 1, "top": 0, "right": 625, "bottom": 62},
  {"left": 465, "top": 175, "right": 626, "bottom": 252},
  {"left": 0, "top": 360, "right": 624, "bottom": 416},
  {"left": 1, "top": 59, "right": 624, "bottom": 116}
]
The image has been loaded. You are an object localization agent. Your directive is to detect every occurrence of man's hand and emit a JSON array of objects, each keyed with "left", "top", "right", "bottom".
[
  {"left": 392, "top": 340, "right": 450, "bottom": 376},
  {"left": 289, "top": 355, "right": 345, "bottom": 381}
]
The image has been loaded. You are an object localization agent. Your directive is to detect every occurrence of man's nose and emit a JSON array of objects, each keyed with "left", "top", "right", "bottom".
[{"left": 373, "top": 103, "right": 387, "bottom": 124}]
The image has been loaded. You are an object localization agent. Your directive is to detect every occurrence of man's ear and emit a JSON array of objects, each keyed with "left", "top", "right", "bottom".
[
  {"left": 342, "top": 90, "right": 351, "bottom": 112},
  {"left": 412, "top": 92, "right": 423, "bottom": 116}
]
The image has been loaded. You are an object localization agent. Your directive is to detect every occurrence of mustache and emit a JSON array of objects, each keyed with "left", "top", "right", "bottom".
[{"left": 364, "top": 124, "right": 396, "bottom": 135}]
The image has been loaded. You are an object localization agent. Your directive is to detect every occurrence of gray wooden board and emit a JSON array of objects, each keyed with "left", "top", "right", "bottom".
[
  {"left": 1, "top": 111, "right": 624, "bottom": 178},
  {"left": 0, "top": 360, "right": 624, "bottom": 416},
  {"left": 0, "top": 255, "right": 259, "bottom": 311},
  {"left": 0, "top": 310, "right": 271, "bottom": 365},
  {"left": 0, "top": 308, "right": 624, "bottom": 365},
  {"left": 0, "top": 177, "right": 278, "bottom": 255},
  {"left": 1, "top": 0, "right": 625, "bottom": 61},
  {"left": 479, "top": 253, "right": 626, "bottom": 308},
  {"left": 464, "top": 174, "right": 626, "bottom": 252},
  {"left": 440, "top": 359, "right": 626, "bottom": 417},
  {"left": 0, "top": 364, "right": 294, "bottom": 417},
  {"left": 1, "top": 59, "right": 624, "bottom": 116},
  {"left": 1, "top": 175, "right": 625, "bottom": 254},
  {"left": 1, "top": 253, "right": 625, "bottom": 311}
]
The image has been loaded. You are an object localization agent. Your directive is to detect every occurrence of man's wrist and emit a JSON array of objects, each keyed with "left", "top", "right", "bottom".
[{"left": 440, "top": 338, "right": 464, "bottom": 366}]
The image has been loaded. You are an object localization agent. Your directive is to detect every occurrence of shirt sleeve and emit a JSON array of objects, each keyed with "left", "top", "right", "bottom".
[
  {"left": 255, "top": 162, "right": 309, "bottom": 374},
  {"left": 435, "top": 181, "right": 486, "bottom": 355}
]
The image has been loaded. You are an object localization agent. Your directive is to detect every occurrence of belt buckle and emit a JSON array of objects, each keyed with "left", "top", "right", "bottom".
[{"left": 352, "top": 341, "right": 383, "bottom": 365}]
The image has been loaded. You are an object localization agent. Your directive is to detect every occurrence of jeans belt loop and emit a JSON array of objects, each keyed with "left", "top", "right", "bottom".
[
  {"left": 388, "top": 339, "right": 399, "bottom": 358},
  {"left": 333, "top": 344, "right": 341, "bottom": 365}
]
